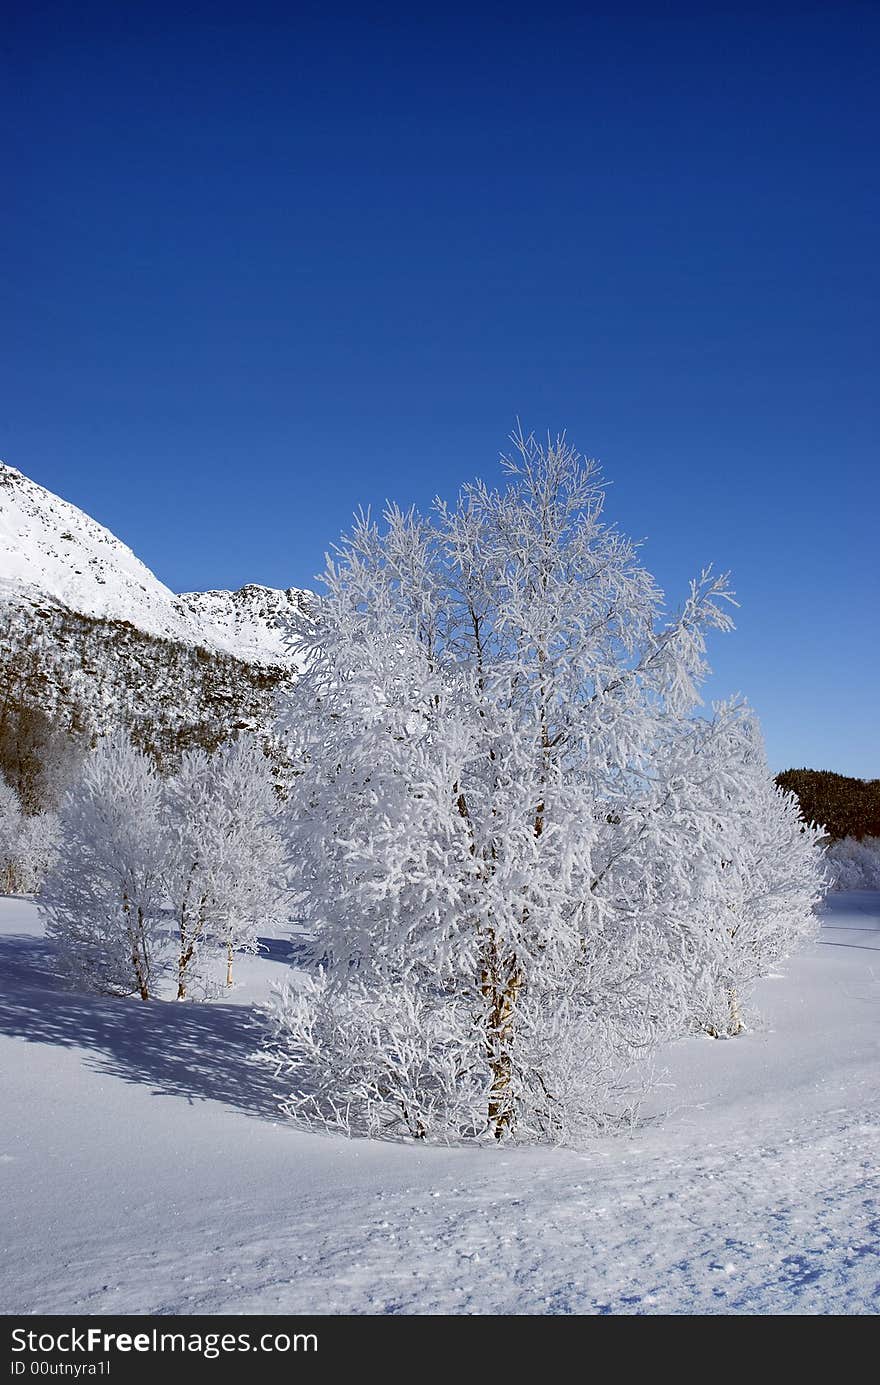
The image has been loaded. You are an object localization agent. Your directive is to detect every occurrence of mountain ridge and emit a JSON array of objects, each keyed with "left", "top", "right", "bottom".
[
  {"left": 0, "top": 461, "right": 309, "bottom": 667},
  {"left": 0, "top": 462, "right": 305, "bottom": 795}
]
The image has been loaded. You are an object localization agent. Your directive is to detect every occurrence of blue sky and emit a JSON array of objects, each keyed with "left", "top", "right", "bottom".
[{"left": 3, "top": 2, "right": 877, "bottom": 776}]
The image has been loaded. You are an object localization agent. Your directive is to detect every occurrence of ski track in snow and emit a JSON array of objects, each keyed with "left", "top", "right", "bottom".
[{"left": 0, "top": 894, "right": 878, "bottom": 1316}]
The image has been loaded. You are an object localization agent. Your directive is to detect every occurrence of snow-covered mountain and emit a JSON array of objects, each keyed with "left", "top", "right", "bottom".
[
  {"left": 178, "top": 584, "right": 311, "bottom": 667},
  {"left": 0, "top": 462, "right": 308, "bottom": 665},
  {"left": 0, "top": 461, "right": 308, "bottom": 776}
]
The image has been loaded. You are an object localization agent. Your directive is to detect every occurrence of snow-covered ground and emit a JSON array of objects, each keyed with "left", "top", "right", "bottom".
[{"left": 0, "top": 893, "right": 877, "bottom": 1316}]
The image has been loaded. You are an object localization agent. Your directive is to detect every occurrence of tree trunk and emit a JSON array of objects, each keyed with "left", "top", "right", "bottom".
[
  {"left": 175, "top": 874, "right": 201, "bottom": 1000},
  {"left": 482, "top": 936, "right": 523, "bottom": 1139},
  {"left": 131, "top": 944, "right": 150, "bottom": 1000},
  {"left": 226, "top": 944, "right": 234, "bottom": 988},
  {"left": 122, "top": 893, "right": 150, "bottom": 1000},
  {"left": 705, "top": 988, "right": 744, "bottom": 1038},
  {"left": 177, "top": 938, "right": 193, "bottom": 1000},
  {"left": 176, "top": 898, "right": 205, "bottom": 999}
]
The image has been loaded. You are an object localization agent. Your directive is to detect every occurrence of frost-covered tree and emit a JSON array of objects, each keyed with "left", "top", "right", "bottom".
[
  {"left": 11, "top": 809, "right": 60, "bottom": 895},
  {"left": 164, "top": 734, "right": 287, "bottom": 998},
  {"left": 0, "top": 698, "right": 83, "bottom": 816},
  {"left": 40, "top": 734, "right": 169, "bottom": 999},
  {"left": 1, "top": 777, "right": 60, "bottom": 895},
  {"left": 268, "top": 430, "right": 756, "bottom": 1142},
  {"left": 0, "top": 779, "right": 23, "bottom": 894},
  {"left": 825, "top": 835, "right": 880, "bottom": 891},
  {"left": 656, "top": 703, "right": 826, "bottom": 1038}
]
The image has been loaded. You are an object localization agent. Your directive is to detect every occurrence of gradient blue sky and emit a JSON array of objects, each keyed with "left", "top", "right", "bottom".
[{"left": 2, "top": 2, "right": 877, "bottom": 775}]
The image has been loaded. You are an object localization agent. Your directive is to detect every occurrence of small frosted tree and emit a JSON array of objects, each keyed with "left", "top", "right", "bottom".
[
  {"left": 11, "top": 808, "right": 60, "bottom": 894},
  {"left": 0, "top": 699, "right": 84, "bottom": 816},
  {"left": 686, "top": 704, "right": 826, "bottom": 1037},
  {"left": 825, "top": 836, "right": 880, "bottom": 891},
  {"left": 268, "top": 430, "right": 753, "bottom": 1142},
  {"left": 0, "top": 779, "right": 23, "bottom": 894},
  {"left": 40, "top": 735, "right": 169, "bottom": 999},
  {"left": 1, "top": 776, "right": 62, "bottom": 896},
  {"left": 164, "top": 734, "right": 287, "bottom": 998}
]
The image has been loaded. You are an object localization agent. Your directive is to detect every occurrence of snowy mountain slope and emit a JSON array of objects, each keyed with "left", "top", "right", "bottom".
[
  {"left": 0, "top": 463, "right": 206, "bottom": 646},
  {"left": 179, "top": 584, "right": 311, "bottom": 667},
  {"left": 0, "top": 462, "right": 307, "bottom": 665},
  {"left": 0, "top": 893, "right": 877, "bottom": 1316}
]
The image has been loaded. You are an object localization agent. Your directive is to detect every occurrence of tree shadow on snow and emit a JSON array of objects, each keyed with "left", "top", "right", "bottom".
[{"left": 0, "top": 932, "right": 288, "bottom": 1122}]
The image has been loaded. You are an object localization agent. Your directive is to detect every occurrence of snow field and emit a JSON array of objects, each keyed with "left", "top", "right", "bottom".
[{"left": 0, "top": 893, "right": 877, "bottom": 1315}]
